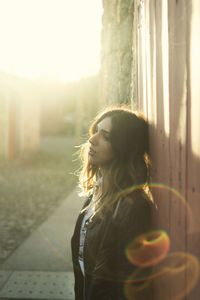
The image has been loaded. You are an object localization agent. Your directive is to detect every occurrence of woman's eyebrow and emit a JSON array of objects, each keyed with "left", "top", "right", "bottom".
[
  {"left": 102, "top": 129, "right": 110, "bottom": 134},
  {"left": 97, "top": 125, "right": 110, "bottom": 134}
]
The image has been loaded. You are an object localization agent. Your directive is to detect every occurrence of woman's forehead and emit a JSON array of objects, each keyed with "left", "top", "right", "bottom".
[{"left": 97, "top": 117, "right": 112, "bottom": 132}]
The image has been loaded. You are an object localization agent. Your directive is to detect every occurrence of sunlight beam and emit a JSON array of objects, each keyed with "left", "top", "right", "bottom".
[{"left": 0, "top": 0, "right": 103, "bottom": 82}]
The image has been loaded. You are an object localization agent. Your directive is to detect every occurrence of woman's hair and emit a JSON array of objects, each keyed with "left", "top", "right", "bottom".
[{"left": 79, "top": 106, "right": 151, "bottom": 216}]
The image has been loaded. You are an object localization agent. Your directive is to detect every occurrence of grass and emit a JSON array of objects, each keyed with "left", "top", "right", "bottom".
[{"left": 0, "top": 135, "right": 80, "bottom": 263}]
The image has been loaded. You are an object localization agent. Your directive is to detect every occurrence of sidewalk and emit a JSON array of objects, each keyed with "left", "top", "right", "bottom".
[{"left": 0, "top": 189, "right": 83, "bottom": 299}]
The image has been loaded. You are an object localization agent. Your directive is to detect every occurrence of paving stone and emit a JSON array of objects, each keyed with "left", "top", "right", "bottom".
[
  {"left": 0, "top": 271, "right": 74, "bottom": 299},
  {"left": 0, "top": 271, "right": 12, "bottom": 289}
]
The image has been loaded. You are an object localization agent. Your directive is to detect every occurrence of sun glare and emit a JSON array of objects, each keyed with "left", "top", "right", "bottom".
[{"left": 0, "top": 0, "right": 102, "bottom": 82}]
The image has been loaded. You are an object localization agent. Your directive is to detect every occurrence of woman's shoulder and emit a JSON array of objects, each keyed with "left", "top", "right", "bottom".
[
  {"left": 111, "top": 189, "right": 156, "bottom": 239},
  {"left": 120, "top": 189, "right": 153, "bottom": 208},
  {"left": 112, "top": 189, "right": 155, "bottom": 223}
]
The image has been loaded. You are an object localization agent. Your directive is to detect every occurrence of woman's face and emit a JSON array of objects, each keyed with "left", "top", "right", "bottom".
[{"left": 88, "top": 117, "right": 113, "bottom": 168}]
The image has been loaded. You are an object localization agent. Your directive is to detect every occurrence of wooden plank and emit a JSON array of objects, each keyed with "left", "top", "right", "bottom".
[
  {"left": 168, "top": 0, "right": 187, "bottom": 253},
  {"left": 186, "top": 1, "right": 200, "bottom": 298}
]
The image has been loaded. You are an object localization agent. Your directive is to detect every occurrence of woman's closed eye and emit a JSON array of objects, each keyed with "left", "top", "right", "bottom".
[
  {"left": 93, "top": 127, "right": 111, "bottom": 141},
  {"left": 102, "top": 132, "right": 110, "bottom": 141}
]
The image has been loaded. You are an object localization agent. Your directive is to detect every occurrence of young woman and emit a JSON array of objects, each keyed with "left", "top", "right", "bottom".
[{"left": 71, "top": 107, "right": 156, "bottom": 300}]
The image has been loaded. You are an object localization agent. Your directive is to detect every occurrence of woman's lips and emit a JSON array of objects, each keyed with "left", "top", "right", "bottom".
[{"left": 89, "top": 148, "right": 96, "bottom": 156}]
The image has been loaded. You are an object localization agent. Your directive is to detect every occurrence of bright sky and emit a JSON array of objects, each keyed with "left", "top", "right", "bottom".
[{"left": 0, "top": 0, "right": 103, "bottom": 82}]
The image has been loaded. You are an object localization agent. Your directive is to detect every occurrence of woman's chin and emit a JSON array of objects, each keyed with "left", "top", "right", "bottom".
[{"left": 89, "top": 157, "right": 97, "bottom": 165}]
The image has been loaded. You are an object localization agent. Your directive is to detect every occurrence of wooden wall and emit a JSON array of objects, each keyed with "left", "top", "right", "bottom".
[{"left": 133, "top": 1, "right": 200, "bottom": 299}]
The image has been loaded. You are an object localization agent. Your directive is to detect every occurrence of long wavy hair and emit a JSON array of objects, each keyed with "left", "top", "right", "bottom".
[{"left": 79, "top": 106, "right": 151, "bottom": 217}]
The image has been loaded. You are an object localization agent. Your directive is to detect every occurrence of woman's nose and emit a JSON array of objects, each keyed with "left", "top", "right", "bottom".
[{"left": 89, "top": 133, "right": 98, "bottom": 145}]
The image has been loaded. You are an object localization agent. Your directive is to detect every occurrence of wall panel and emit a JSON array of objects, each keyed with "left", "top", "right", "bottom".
[{"left": 133, "top": 0, "right": 200, "bottom": 299}]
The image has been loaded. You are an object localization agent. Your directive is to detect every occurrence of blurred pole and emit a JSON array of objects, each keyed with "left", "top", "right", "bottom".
[
  {"left": 8, "top": 98, "right": 15, "bottom": 160},
  {"left": 75, "top": 93, "right": 83, "bottom": 145}
]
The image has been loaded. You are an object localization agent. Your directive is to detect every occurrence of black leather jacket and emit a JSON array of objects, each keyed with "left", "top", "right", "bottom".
[{"left": 71, "top": 190, "right": 155, "bottom": 300}]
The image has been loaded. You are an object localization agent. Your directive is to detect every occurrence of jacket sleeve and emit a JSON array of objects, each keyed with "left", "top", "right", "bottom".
[
  {"left": 113, "top": 196, "right": 155, "bottom": 299},
  {"left": 85, "top": 195, "right": 155, "bottom": 300}
]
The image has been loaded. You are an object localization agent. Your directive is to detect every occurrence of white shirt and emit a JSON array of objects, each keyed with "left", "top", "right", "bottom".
[
  {"left": 78, "top": 202, "right": 94, "bottom": 276},
  {"left": 79, "top": 175, "right": 102, "bottom": 275}
]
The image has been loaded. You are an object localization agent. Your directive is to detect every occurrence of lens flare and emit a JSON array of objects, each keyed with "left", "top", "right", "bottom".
[
  {"left": 126, "top": 230, "right": 170, "bottom": 267},
  {"left": 124, "top": 267, "right": 154, "bottom": 300},
  {"left": 154, "top": 252, "right": 200, "bottom": 300},
  {"left": 117, "top": 183, "right": 192, "bottom": 222},
  {"left": 124, "top": 252, "right": 200, "bottom": 300}
]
